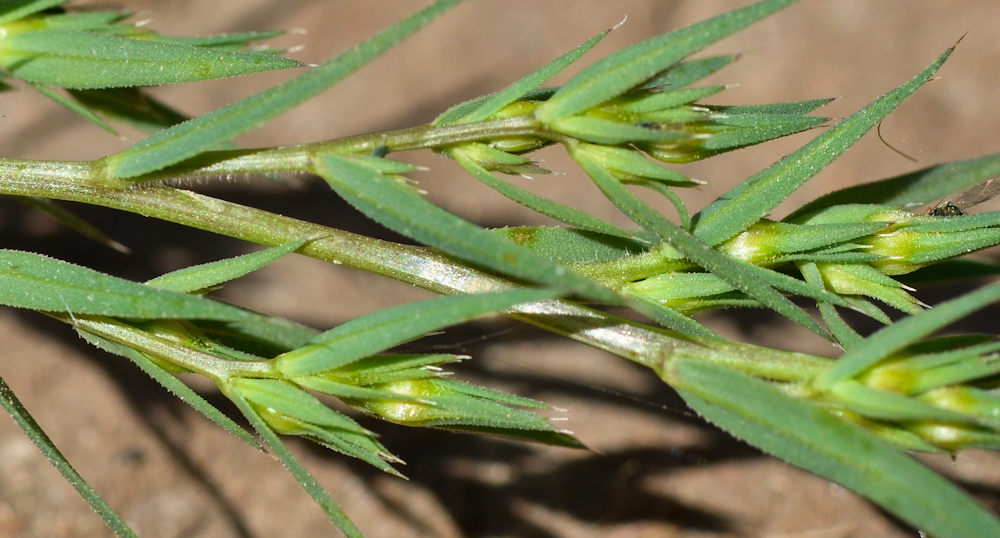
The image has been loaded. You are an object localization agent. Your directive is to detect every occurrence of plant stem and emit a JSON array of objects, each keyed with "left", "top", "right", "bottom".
[{"left": 3, "top": 161, "right": 829, "bottom": 382}]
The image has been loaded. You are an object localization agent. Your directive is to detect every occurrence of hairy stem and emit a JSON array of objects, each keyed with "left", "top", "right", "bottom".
[{"left": 1, "top": 160, "right": 829, "bottom": 381}]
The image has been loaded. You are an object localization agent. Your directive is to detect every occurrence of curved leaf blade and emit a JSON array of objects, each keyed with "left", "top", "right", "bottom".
[
  {"left": 0, "top": 374, "right": 138, "bottom": 538},
  {"left": 694, "top": 45, "right": 955, "bottom": 246},
  {"left": 106, "top": 0, "right": 467, "bottom": 179},
  {"left": 535, "top": 0, "right": 799, "bottom": 122},
  {"left": 668, "top": 358, "right": 1000, "bottom": 538},
  {"left": 1, "top": 29, "right": 304, "bottom": 89},
  {"left": 0, "top": 249, "right": 252, "bottom": 321},
  {"left": 145, "top": 240, "right": 306, "bottom": 293},
  {"left": 314, "top": 154, "right": 619, "bottom": 304},
  {"left": 278, "top": 288, "right": 559, "bottom": 376}
]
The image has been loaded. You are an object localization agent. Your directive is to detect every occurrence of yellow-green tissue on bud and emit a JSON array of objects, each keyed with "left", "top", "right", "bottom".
[
  {"left": 341, "top": 377, "right": 584, "bottom": 448},
  {"left": 446, "top": 142, "right": 550, "bottom": 176},
  {"left": 229, "top": 377, "right": 402, "bottom": 475},
  {"left": 810, "top": 335, "right": 1000, "bottom": 453}
]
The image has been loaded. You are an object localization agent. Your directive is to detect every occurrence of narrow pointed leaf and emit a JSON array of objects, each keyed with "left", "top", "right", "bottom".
[
  {"left": 18, "top": 196, "right": 128, "bottom": 253},
  {"left": 668, "top": 358, "right": 1000, "bottom": 538},
  {"left": 535, "top": 0, "right": 799, "bottom": 122},
  {"left": 574, "top": 150, "right": 834, "bottom": 339},
  {"left": 694, "top": 46, "right": 954, "bottom": 246},
  {"left": 453, "top": 152, "right": 630, "bottom": 237},
  {"left": 146, "top": 240, "right": 306, "bottom": 293},
  {"left": 447, "top": 28, "right": 609, "bottom": 125},
  {"left": 69, "top": 88, "right": 195, "bottom": 135},
  {"left": 627, "top": 295, "right": 720, "bottom": 339},
  {"left": 707, "top": 98, "right": 834, "bottom": 116},
  {"left": 788, "top": 151, "right": 1000, "bottom": 220},
  {"left": 1, "top": 29, "right": 305, "bottom": 89},
  {"left": 0, "top": 374, "right": 138, "bottom": 538},
  {"left": 315, "top": 154, "right": 618, "bottom": 303},
  {"left": 76, "top": 329, "right": 260, "bottom": 448},
  {"left": 0, "top": 0, "right": 67, "bottom": 25},
  {"left": 638, "top": 54, "right": 737, "bottom": 91},
  {"left": 277, "top": 288, "right": 558, "bottom": 377},
  {"left": 223, "top": 385, "right": 365, "bottom": 538},
  {"left": 0, "top": 249, "right": 253, "bottom": 321},
  {"left": 816, "top": 281, "right": 1000, "bottom": 389},
  {"left": 30, "top": 82, "right": 119, "bottom": 134},
  {"left": 106, "top": 0, "right": 467, "bottom": 179}
]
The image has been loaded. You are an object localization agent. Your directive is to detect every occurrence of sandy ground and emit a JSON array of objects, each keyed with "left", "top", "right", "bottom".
[{"left": 1, "top": 1, "right": 1000, "bottom": 537}]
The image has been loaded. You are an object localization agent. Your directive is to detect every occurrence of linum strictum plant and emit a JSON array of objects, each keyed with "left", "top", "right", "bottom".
[{"left": 2, "top": 0, "right": 1000, "bottom": 536}]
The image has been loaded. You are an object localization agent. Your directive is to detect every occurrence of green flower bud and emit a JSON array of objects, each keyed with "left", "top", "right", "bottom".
[
  {"left": 230, "top": 378, "right": 402, "bottom": 474},
  {"left": 572, "top": 143, "right": 699, "bottom": 186},
  {"left": 809, "top": 262, "right": 922, "bottom": 314},
  {"left": 446, "top": 142, "right": 550, "bottom": 176}
]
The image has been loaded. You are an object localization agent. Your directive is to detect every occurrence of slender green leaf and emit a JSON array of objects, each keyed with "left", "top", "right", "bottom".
[
  {"left": 638, "top": 54, "right": 737, "bottom": 91},
  {"left": 798, "top": 261, "right": 863, "bottom": 348},
  {"left": 223, "top": 384, "right": 365, "bottom": 538},
  {"left": 0, "top": 374, "right": 138, "bottom": 538},
  {"left": 195, "top": 314, "right": 319, "bottom": 358},
  {"left": 435, "top": 87, "right": 557, "bottom": 127},
  {"left": 816, "top": 281, "right": 1000, "bottom": 389},
  {"left": 0, "top": 0, "right": 67, "bottom": 25},
  {"left": 627, "top": 295, "right": 720, "bottom": 339},
  {"left": 76, "top": 329, "right": 260, "bottom": 448},
  {"left": 276, "top": 288, "right": 559, "bottom": 377},
  {"left": 1, "top": 29, "right": 305, "bottom": 89},
  {"left": 453, "top": 151, "right": 631, "bottom": 237},
  {"left": 69, "top": 88, "right": 195, "bottom": 135},
  {"left": 669, "top": 358, "right": 1000, "bottom": 538},
  {"left": 900, "top": 258, "right": 1000, "bottom": 286},
  {"left": 106, "top": 0, "right": 467, "bottom": 179},
  {"left": 315, "top": 154, "right": 619, "bottom": 303},
  {"left": 29, "top": 82, "right": 119, "bottom": 134},
  {"left": 154, "top": 31, "right": 286, "bottom": 49},
  {"left": 535, "top": 0, "right": 800, "bottom": 122},
  {"left": 447, "top": 28, "right": 609, "bottom": 125},
  {"left": 694, "top": 46, "right": 954, "bottom": 246},
  {"left": 18, "top": 196, "right": 128, "bottom": 253},
  {"left": 146, "top": 240, "right": 306, "bottom": 292},
  {"left": 707, "top": 98, "right": 834, "bottom": 116},
  {"left": 788, "top": 151, "right": 1000, "bottom": 220},
  {"left": 30, "top": 10, "right": 127, "bottom": 30},
  {"left": 573, "top": 149, "right": 834, "bottom": 339},
  {"left": 0, "top": 249, "right": 253, "bottom": 321},
  {"left": 490, "top": 226, "right": 652, "bottom": 264}
]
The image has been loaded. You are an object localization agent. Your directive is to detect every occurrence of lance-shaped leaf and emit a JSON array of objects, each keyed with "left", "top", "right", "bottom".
[
  {"left": 0, "top": 373, "right": 138, "bottom": 538},
  {"left": 314, "top": 154, "right": 619, "bottom": 304},
  {"left": 441, "top": 27, "right": 610, "bottom": 125},
  {"left": 788, "top": 151, "right": 1000, "bottom": 220},
  {"left": 451, "top": 148, "right": 631, "bottom": 237},
  {"left": 0, "top": 0, "right": 68, "bottom": 25},
  {"left": 668, "top": 357, "right": 1000, "bottom": 538},
  {"left": 0, "top": 28, "right": 305, "bottom": 89},
  {"left": 0, "top": 249, "right": 253, "bottom": 321},
  {"left": 105, "top": 0, "right": 467, "bottom": 179},
  {"left": 145, "top": 240, "right": 306, "bottom": 293},
  {"left": 276, "top": 288, "right": 558, "bottom": 377},
  {"left": 534, "top": 0, "right": 799, "bottom": 123},
  {"left": 694, "top": 45, "right": 954, "bottom": 247},
  {"left": 223, "top": 384, "right": 365, "bottom": 538},
  {"left": 68, "top": 88, "right": 195, "bottom": 135},
  {"left": 76, "top": 327, "right": 259, "bottom": 449},
  {"left": 815, "top": 280, "right": 1000, "bottom": 390},
  {"left": 573, "top": 148, "right": 837, "bottom": 339}
]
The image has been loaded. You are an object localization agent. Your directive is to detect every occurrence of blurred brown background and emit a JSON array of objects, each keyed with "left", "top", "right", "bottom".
[{"left": 1, "top": 1, "right": 999, "bottom": 536}]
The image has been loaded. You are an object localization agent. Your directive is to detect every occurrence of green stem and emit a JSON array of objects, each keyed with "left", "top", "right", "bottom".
[
  {"left": 53, "top": 315, "right": 275, "bottom": 381},
  {"left": 6, "top": 164, "right": 829, "bottom": 381},
  {"left": 86, "top": 116, "right": 552, "bottom": 187}
]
